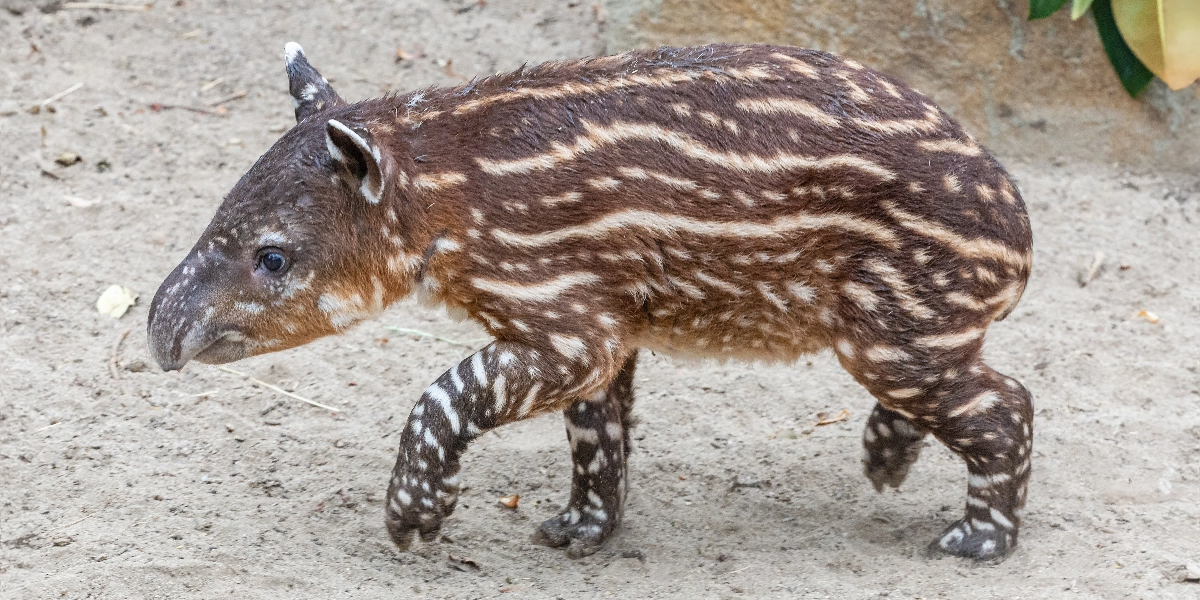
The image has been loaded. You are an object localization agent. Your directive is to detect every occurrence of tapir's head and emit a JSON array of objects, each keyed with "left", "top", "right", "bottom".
[{"left": 148, "top": 43, "right": 416, "bottom": 370}]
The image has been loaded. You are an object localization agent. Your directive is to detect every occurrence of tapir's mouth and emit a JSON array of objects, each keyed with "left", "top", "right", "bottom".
[
  {"left": 192, "top": 331, "right": 251, "bottom": 365},
  {"left": 150, "top": 323, "right": 249, "bottom": 371}
]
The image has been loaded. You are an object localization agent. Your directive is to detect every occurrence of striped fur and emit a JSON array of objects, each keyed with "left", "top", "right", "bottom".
[{"left": 148, "top": 43, "right": 1034, "bottom": 561}]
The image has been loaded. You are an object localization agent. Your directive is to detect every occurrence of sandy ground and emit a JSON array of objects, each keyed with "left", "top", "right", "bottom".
[{"left": 1, "top": 2, "right": 1199, "bottom": 599}]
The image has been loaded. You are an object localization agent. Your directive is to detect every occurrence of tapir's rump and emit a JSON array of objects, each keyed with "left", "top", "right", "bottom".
[{"left": 149, "top": 42, "right": 1033, "bottom": 561}]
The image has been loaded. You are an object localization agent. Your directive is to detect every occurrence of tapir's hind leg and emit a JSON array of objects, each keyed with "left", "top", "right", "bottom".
[
  {"left": 862, "top": 403, "right": 928, "bottom": 491},
  {"left": 533, "top": 351, "right": 638, "bottom": 557},
  {"left": 838, "top": 342, "right": 1033, "bottom": 560}
]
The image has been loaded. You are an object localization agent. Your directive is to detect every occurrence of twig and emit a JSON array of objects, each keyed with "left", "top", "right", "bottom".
[
  {"left": 62, "top": 2, "right": 152, "bottom": 11},
  {"left": 157, "top": 103, "right": 215, "bottom": 115},
  {"left": 206, "top": 90, "right": 247, "bottom": 107},
  {"left": 39, "top": 82, "right": 83, "bottom": 109},
  {"left": 34, "top": 421, "right": 64, "bottom": 433},
  {"left": 45, "top": 513, "right": 94, "bottom": 533},
  {"left": 215, "top": 366, "right": 339, "bottom": 412},
  {"left": 200, "top": 78, "right": 224, "bottom": 92},
  {"left": 814, "top": 409, "right": 850, "bottom": 426},
  {"left": 108, "top": 328, "right": 131, "bottom": 380},
  {"left": 385, "top": 326, "right": 489, "bottom": 348}
]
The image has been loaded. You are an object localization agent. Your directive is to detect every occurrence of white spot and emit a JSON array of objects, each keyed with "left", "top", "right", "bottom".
[
  {"left": 566, "top": 421, "right": 600, "bottom": 446},
  {"left": 234, "top": 301, "right": 265, "bottom": 315},
  {"left": 605, "top": 421, "right": 622, "bottom": 440},
  {"left": 394, "top": 489, "right": 412, "bottom": 506},
  {"left": 550, "top": 334, "right": 587, "bottom": 359}
]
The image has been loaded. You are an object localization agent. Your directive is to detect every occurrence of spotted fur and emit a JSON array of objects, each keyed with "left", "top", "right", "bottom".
[{"left": 148, "top": 43, "right": 1034, "bottom": 560}]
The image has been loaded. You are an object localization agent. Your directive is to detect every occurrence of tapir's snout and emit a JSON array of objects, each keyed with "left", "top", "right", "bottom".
[{"left": 147, "top": 255, "right": 248, "bottom": 371}]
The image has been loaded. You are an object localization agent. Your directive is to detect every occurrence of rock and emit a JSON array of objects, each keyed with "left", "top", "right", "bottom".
[
  {"left": 1186, "top": 562, "right": 1200, "bottom": 581},
  {"left": 52, "top": 536, "right": 71, "bottom": 547}
]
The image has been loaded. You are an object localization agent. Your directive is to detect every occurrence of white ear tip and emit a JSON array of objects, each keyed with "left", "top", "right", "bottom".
[{"left": 284, "top": 42, "right": 304, "bottom": 63}]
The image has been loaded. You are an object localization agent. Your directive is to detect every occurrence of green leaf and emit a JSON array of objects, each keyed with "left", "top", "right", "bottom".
[
  {"left": 1029, "top": 0, "right": 1069, "bottom": 19},
  {"left": 1092, "top": 0, "right": 1155, "bottom": 97},
  {"left": 1070, "top": 0, "right": 1095, "bottom": 20}
]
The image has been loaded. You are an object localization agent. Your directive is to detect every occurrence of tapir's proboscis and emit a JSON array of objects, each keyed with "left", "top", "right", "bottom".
[{"left": 149, "top": 42, "right": 1034, "bottom": 560}]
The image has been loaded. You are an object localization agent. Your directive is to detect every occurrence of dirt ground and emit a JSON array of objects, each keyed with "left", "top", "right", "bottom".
[{"left": 1, "top": 2, "right": 1198, "bottom": 599}]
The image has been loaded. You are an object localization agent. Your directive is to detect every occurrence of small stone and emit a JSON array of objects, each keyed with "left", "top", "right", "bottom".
[
  {"left": 52, "top": 537, "right": 71, "bottom": 547},
  {"left": 124, "top": 359, "right": 148, "bottom": 373},
  {"left": 55, "top": 152, "right": 81, "bottom": 166}
]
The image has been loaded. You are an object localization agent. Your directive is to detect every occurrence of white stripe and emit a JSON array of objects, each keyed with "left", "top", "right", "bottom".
[
  {"left": 990, "top": 508, "right": 1015, "bottom": 530},
  {"left": 476, "top": 120, "right": 895, "bottom": 180},
  {"left": 491, "top": 209, "right": 898, "bottom": 250},
  {"left": 425, "top": 383, "right": 459, "bottom": 435},
  {"left": 472, "top": 272, "right": 600, "bottom": 302},
  {"left": 470, "top": 352, "right": 487, "bottom": 385}
]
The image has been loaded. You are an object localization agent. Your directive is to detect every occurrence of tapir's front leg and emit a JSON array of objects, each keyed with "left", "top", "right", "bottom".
[{"left": 385, "top": 340, "right": 625, "bottom": 549}]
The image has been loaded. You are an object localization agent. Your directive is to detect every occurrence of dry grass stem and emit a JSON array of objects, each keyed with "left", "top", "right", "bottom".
[
  {"left": 108, "top": 328, "right": 131, "bottom": 379},
  {"left": 159, "top": 103, "right": 215, "bottom": 115},
  {"left": 39, "top": 82, "right": 83, "bottom": 108},
  {"left": 62, "top": 2, "right": 151, "bottom": 11},
  {"left": 216, "top": 365, "right": 340, "bottom": 412},
  {"left": 206, "top": 90, "right": 247, "bottom": 107},
  {"left": 34, "top": 421, "right": 64, "bottom": 433},
  {"left": 386, "top": 326, "right": 489, "bottom": 348},
  {"left": 45, "top": 512, "right": 94, "bottom": 533},
  {"left": 200, "top": 77, "right": 224, "bottom": 92}
]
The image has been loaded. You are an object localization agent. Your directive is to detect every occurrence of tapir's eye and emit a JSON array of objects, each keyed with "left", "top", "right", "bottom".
[{"left": 256, "top": 248, "right": 287, "bottom": 273}]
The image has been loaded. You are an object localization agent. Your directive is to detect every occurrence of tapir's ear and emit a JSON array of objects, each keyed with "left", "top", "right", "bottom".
[
  {"left": 325, "top": 119, "right": 389, "bottom": 205},
  {"left": 284, "top": 42, "right": 345, "bottom": 123}
]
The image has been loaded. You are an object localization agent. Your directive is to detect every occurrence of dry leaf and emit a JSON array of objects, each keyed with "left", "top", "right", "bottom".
[
  {"left": 1134, "top": 309, "right": 1160, "bottom": 324},
  {"left": 447, "top": 554, "right": 481, "bottom": 572},
  {"left": 815, "top": 409, "right": 850, "bottom": 426},
  {"left": 65, "top": 195, "right": 101, "bottom": 208},
  {"left": 498, "top": 494, "right": 519, "bottom": 509},
  {"left": 96, "top": 285, "right": 137, "bottom": 318}
]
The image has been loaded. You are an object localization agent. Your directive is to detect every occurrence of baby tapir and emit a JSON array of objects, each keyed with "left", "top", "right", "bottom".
[{"left": 148, "top": 42, "right": 1034, "bottom": 560}]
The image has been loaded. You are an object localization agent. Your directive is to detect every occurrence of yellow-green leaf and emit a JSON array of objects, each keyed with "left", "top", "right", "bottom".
[
  {"left": 1113, "top": 0, "right": 1200, "bottom": 90},
  {"left": 1070, "top": 0, "right": 1095, "bottom": 19}
]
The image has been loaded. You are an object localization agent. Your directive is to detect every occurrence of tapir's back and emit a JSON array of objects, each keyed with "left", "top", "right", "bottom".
[{"left": 399, "top": 44, "right": 1031, "bottom": 359}]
